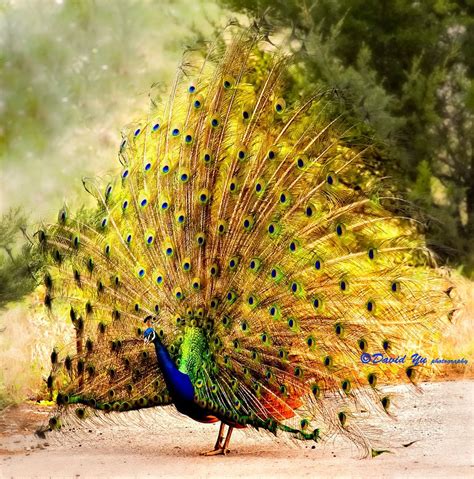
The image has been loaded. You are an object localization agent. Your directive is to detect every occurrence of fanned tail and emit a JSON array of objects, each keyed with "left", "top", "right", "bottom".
[{"left": 38, "top": 23, "right": 457, "bottom": 454}]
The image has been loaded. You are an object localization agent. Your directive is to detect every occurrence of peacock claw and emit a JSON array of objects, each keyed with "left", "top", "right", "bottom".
[
  {"left": 201, "top": 448, "right": 230, "bottom": 456},
  {"left": 201, "top": 422, "right": 233, "bottom": 456}
]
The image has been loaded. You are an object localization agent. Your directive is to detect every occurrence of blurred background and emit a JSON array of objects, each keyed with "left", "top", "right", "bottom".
[{"left": 0, "top": 0, "right": 472, "bottom": 406}]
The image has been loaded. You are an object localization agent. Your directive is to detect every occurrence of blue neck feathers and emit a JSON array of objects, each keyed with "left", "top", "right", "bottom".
[{"left": 151, "top": 336, "right": 195, "bottom": 403}]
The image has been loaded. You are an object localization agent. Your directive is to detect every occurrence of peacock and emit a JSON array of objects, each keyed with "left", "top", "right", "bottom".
[{"left": 38, "top": 25, "right": 457, "bottom": 456}]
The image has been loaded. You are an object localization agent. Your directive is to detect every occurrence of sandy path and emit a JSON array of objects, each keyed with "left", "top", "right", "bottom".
[{"left": 1, "top": 380, "right": 473, "bottom": 479}]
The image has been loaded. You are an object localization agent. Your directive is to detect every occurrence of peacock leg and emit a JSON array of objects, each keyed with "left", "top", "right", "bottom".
[
  {"left": 214, "top": 422, "right": 226, "bottom": 449},
  {"left": 222, "top": 426, "right": 233, "bottom": 454},
  {"left": 201, "top": 422, "right": 233, "bottom": 456}
]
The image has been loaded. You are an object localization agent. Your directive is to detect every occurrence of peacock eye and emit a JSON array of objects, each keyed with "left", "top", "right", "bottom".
[{"left": 274, "top": 98, "right": 286, "bottom": 113}]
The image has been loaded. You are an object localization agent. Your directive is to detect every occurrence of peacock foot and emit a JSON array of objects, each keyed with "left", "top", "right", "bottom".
[
  {"left": 201, "top": 422, "right": 233, "bottom": 456},
  {"left": 200, "top": 447, "right": 231, "bottom": 456}
]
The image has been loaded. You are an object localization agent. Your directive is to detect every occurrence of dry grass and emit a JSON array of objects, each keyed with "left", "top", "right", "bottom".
[
  {"left": 0, "top": 290, "right": 72, "bottom": 408},
  {"left": 430, "top": 273, "right": 474, "bottom": 379}
]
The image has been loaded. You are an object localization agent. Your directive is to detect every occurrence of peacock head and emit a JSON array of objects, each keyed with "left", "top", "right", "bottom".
[
  {"left": 143, "top": 315, "right": 157, "bottom": 344},
  {"left": 143, "top": 327, "right": 157, "bottom": 344}
]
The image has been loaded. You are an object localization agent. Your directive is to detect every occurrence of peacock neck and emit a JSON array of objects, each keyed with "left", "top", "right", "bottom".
[{"left": 151, "top": 336, "right": 195, "bottom": 403}]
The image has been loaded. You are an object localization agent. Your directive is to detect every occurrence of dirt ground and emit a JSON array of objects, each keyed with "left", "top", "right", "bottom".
[{"left": 0, "top": 380, "right": 473, "bottom": 479}]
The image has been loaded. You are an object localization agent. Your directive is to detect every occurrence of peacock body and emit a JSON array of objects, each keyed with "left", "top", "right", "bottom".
[{"left": 40, "top": 26, "right": 456, "bottom": 455}]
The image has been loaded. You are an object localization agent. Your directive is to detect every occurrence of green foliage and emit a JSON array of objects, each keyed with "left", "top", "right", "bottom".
[
  {"left": 0, "top": 209, "right": 43, "bottom": 309},
  {"left": 411, "top": 161, "right": 433, "bottom": 207},
  {"left": 222, "top": 0, "right": 474, "bottom": 275}
]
